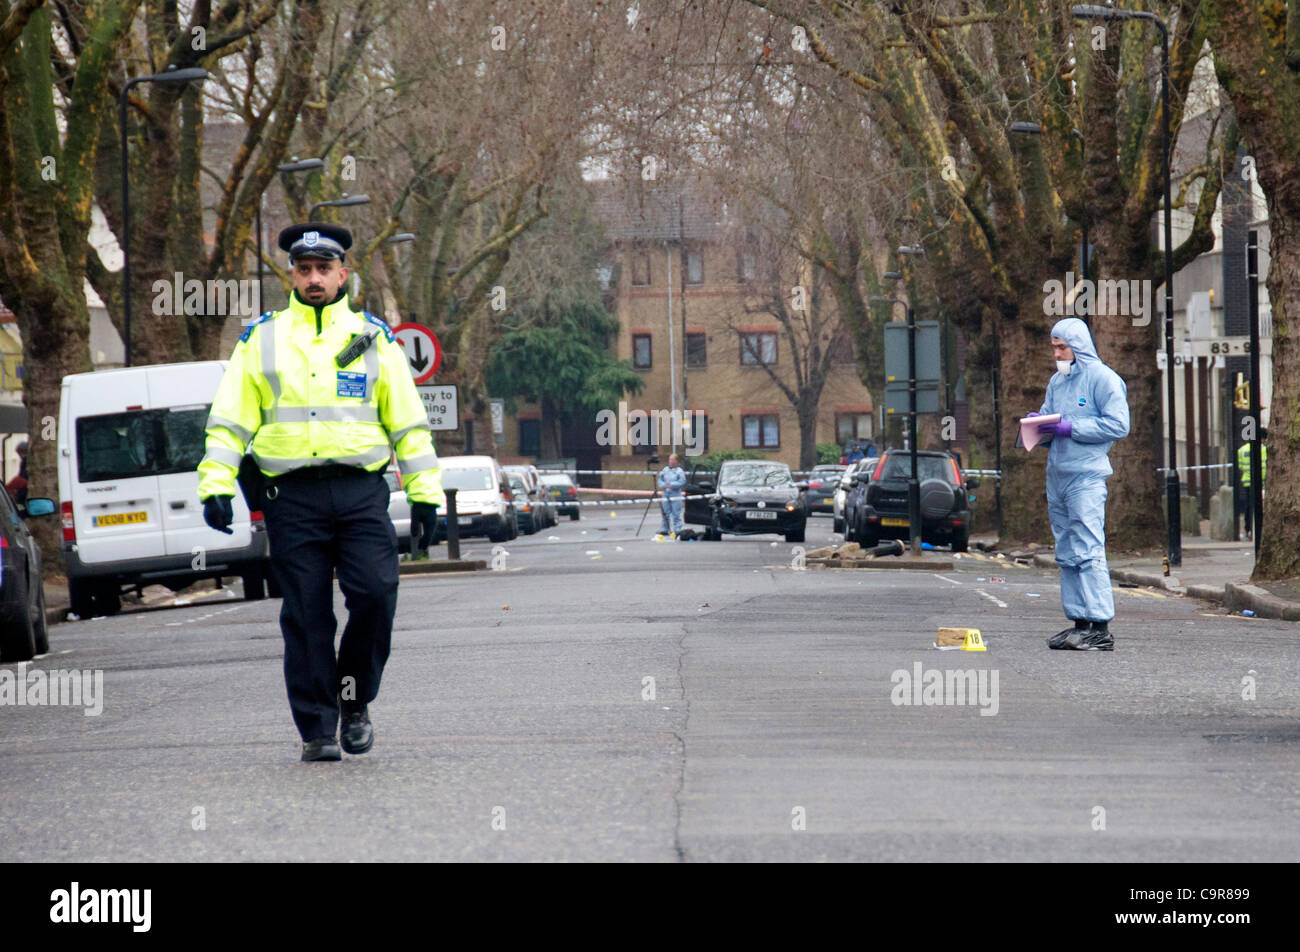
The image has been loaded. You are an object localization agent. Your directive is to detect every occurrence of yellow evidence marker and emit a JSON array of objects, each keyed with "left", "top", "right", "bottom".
[{"left": 937, "top": 627, "right": 987, "bottom": 651}]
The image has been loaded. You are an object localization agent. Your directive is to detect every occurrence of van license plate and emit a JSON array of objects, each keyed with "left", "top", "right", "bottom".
[
  {"left": 94, "top": 511, "right": 148, "bottom": 527},
  {"left": 746, "top": 510, "right": 778, "bottom": 520},
  {"left": 881, "top": 517, "right": 909, "bottom": 527}
]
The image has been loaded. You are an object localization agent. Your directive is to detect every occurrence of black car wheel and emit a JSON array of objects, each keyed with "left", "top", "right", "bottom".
[
  {"left": 951, "top": 528, "right": 969, "bottom": 553},
  {"left": 707, "top": 510, "right": 723, "bottom": 541},
  {"left": 833, "top": 515, "right": 845, "bottom": 534},
  {"left": 784, "top": 524, "right": 806, "bottom": 543},
  {"left": 0, "top": 571, "right": 38, "bottom": 662},
  {"left": 33, "top": 581, "right": 49, "bottom": 655}
]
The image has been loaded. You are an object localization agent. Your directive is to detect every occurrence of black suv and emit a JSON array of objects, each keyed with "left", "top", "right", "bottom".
[{"left": 846, "top": 450, "right": 977, "bottom": 552}]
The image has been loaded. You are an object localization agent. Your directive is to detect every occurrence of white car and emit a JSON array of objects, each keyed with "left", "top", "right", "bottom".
[
  {"left": 383, "top": 468, "right": 412, "bottom": 552},
  {"left": 437, "top": 456, "right": 518, "bottom": 543},
  {"left": 58, "top": 361, "right": 271, "bottom": 617}
]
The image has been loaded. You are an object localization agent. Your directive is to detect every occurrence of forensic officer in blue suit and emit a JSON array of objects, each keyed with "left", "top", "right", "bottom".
[{"left": 1029, "top": 317, "right": 1130, "bottom": 651}]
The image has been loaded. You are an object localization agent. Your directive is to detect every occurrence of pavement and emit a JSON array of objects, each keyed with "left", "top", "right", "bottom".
[{"left": 971, "top": 533, "right": 1300, "bottom": 624}]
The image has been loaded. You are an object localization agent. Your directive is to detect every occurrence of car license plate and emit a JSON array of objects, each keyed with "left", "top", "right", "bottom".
[
  {"left": 458, "top": 516, "right": 473, "bottom": 525},
  {"left": 746, "top": 510, "right": 778, "bottom": 520},
  {"left": 822, "top": 496, "right": 834, "bottom": 504},
  {"left": 93, "top": 510, "right": 147, "bottom": 527},
  {"left": 881, "top": 517, "right": 909, "bottom": 527}
]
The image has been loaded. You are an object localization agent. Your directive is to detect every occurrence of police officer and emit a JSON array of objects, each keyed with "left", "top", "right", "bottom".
[
  {"left": 197, "top": 223, "right": 444, "bottom": 762},
  {"left": 1236, "top": 428, "right": 1267, "bottom": 537}
]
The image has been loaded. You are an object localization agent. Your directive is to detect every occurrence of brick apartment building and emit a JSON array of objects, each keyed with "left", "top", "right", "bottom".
[{"left": 498, "top": 181, "right": 877, "bottom": 483}]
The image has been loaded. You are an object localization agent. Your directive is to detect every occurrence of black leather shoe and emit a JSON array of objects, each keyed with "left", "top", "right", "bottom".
[
  {"left": 1064, "top": 623, "right": 1114, "bottom": 651},
  {"left": 1048, "top": 619, "right": 1089, "bottom": 649},
  {"left": 341, "top": 707, "right": 373, "bottom": 755},
  {"left": 302, "top": 736, "right": 342, "bottom": 761}
]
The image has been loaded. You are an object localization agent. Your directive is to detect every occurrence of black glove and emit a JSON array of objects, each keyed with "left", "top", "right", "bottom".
[
  {"left": 203, "top": 495, "right": 234, "bottom": 535},
  {"left": 409, "top": 501, "right": 439, "bottom": 549}
]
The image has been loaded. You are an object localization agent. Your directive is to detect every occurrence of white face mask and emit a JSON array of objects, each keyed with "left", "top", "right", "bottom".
[{"left": 1056, "top": 360, "right": 1073, "bottom": 375}]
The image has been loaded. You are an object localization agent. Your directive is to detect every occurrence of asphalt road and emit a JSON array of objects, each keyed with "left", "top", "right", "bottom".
[{"left": 3, "top": 509, "right": 1297, "bottom": 862}]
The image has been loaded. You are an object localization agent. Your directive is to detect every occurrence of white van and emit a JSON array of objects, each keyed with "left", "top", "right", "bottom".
[
  {"left": 58, "top": 361, "right": 271, "bottom": 617},
  {"left": 437, "top": 455, "right": 518, "bottom": 543}
]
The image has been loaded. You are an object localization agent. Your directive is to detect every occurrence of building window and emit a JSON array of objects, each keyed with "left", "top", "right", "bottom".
[
  {"left": 684, "top": 413, "right": 708, "bottom": 454},
  {"left": 686, "top": 249, "right": 704, "bottom": 284},
  {"left": 740, "top": 331, "right": 777, "bottom": 366},
  {"left": 632, "top": 252, "right": 651, "bottom": 287},
  {"left": 742, "top": 414, "right": 780, "bottom": 449},
  {"left": 835, "top": 413, "right": 873, "bottom": 443},
  {"left": 738, "top": 250, "right": 756, "bottom": 282},
  {"left": 519, "top": 419, "right": 541, "bottom": 457},
  {"left": 686, "top": 332, "right": 707, "bottom": 368},
  {"left": 633, "top": 334, "right": 652, "bottom": 369}
]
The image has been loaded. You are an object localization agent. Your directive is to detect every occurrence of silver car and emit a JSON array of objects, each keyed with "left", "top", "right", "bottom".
[{"left": 833, "top": 459, "right": 871, "bottom": 534}]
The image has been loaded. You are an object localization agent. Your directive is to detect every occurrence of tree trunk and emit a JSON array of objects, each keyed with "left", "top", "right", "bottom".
[
  {"left": 994, "top": 306, "right": 1052, "bottom": 546},
  {"left": 540, "top": 396, "right": 562, "bottom": 459},
  {"left": 15, "top": 291, "right": 94, "bottom": 580},
  {"left": 797, "top": 395, "right": 818, "bottom": 471},
  {"left": 1255, "top": 212, "right": 1300, "bottom": 578}
]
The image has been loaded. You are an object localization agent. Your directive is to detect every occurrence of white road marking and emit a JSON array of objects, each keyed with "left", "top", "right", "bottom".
[
  {"left": 933, "top": 574, "right": 962, "bottom": 586},
  {"left": 975, "top": 589, "right": 1008, "bottom": 608}
]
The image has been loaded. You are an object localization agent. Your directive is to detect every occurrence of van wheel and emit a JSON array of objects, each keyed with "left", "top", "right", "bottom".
[
  {"left": 242, "top": 570, "right": 266, "bottom": 601},
  {"left": 92, "top": 582, "right": 121, "bottom": 617},
  {"left": 0, "top": 573, "right": 37, "bottom": 662},
  {"left": 69, "top": 579, "right": 96, "bottom": 619}
]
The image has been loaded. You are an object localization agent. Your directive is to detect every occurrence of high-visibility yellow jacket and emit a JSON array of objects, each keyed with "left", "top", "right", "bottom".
[
  {"left": 197, "top": 291, "right": 443, "bottom": 506},
  {"left": 1237, "top": 442, "right": 1267, "bottom": 488}
]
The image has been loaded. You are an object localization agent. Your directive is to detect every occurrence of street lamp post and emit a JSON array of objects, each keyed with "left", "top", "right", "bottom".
[
  {"left": 119, "top": 67, "right": 209, "bottom": 367},
  {"left": 1073, "top": 4, "right": 1180, "bottom": 566},
  {"left": 308, "top": 193, "right": 371, "bottom": 222},
  {"left": 374, "top": 233, "right": 416, "bottom": 316}
]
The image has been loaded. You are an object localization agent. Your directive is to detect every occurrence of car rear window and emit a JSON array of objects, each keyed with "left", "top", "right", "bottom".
[
  {"left": 76, "top": 407, "right": 210, "bottom": 483},
  {"left": 540, "top": 474, "right": 574, "bottom": 487},
  {"left": 877, "top": 455, "right": 956, "bottom": 484},
  {"left": 441, "top": 467, "right": 496, "bottom": 491}
]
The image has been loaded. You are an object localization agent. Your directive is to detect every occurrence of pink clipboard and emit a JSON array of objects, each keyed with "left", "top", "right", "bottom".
[{"left": 1018, "top": 414, "right": 1060, "bottom": 453}]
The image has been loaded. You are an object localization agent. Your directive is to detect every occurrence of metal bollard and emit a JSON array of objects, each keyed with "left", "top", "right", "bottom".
[{"left": 445, "top": 487, "right": 461, "bottom": 562}]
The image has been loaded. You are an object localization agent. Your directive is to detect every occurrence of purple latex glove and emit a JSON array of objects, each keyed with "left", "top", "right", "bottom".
[{"left": 1038, "top": 419, "right": 1071, "bottom": 438}]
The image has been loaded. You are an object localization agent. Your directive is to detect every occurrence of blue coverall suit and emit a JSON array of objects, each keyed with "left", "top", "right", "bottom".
[
  {"left": 658, "top": 465, "right": 686, "bottom": 534},
  {"left": 1037, "top": 318, "right": 1130, "bottom": 624}
]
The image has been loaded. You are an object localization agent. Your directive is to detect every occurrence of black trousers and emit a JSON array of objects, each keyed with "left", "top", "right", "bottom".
[
  {"left": 1236, "top": 484, "right": 1254, "bottom": 535},
  {"left": 261, "top": 467, "right": 399, "bottom": 741}
]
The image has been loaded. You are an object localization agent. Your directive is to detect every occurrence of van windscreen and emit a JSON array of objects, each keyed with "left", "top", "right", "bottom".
[
  {"left": 440, "top": 467, "right": 495, "bottom": 491},
  {"left": 76, "top": 407, "right": 211, "bottom": 482}
]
